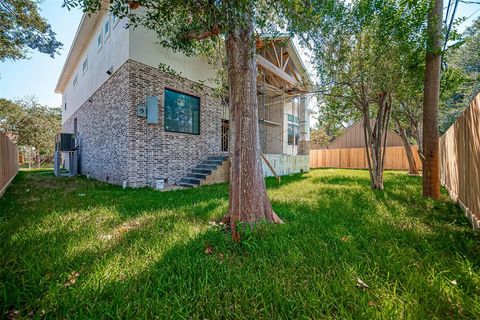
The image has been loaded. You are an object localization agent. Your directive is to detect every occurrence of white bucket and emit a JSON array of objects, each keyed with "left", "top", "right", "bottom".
[{"left": 155, "top": 179, "right": 165, "bottom": 190}]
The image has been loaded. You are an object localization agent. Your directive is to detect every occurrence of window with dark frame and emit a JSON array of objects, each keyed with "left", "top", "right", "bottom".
[
  {"left": 164, "top": 89, "right": 200, "bottom": 135},
  {"left": 221, "top": 119, "right": 229, "bottom": 151}
]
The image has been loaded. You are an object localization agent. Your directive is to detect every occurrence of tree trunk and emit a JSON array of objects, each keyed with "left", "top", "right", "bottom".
[
  {"left": 422, "top": 0, "right": 442, "bottom": 199},
  {"left": 362, "top": 93, "right": 392, "bottom": 190},
  {"left": 35, "top": 151, "right": 41, "bottom": 168},
  {"left": 224, "top": 21, "right": 282, "bottom": 241},
  {"left": 395, "top": 117, "right": 419, "bottom": 175}
]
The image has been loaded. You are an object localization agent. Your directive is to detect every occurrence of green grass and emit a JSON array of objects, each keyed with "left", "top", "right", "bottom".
[{"left": 1, "top": 169, "right": 479, "bottom": 319}]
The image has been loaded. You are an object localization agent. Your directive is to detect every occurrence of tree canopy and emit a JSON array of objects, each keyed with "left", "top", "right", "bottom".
[
  {"left": 295, "top": 0, "right": 429, "bottom": 189},
  {"left": 439, "top": 17, "right": 480, "bottom": 133},
  {"left": 63, "top": 0, "right": 316, "bottom": 240},
  {"left": 0, "top": 98, "right": 61, "bottom": 166},
  {"left": 0, "top": 0, "right": 62, "bottom": 61}
]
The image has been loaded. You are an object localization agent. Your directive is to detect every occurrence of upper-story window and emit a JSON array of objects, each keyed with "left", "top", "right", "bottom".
[
  {"left": 164, "top": 89, "right": 200, "bottom": 135},
  {"left": 112, "top": 14, "right": 119, "bottom": 28},
  {"left": 64, "top": 102, "right": 67, "bottom": 110},
  {"left": 73, "top": 74, "right": 78, "bottom": 87},
  {"left": 97, "top": 32, "right": 103, "bottom": 50},
  {"left": 82, "top": 56, "right": 88, "bottom": 74},
  {"left": 104, "top": 18, "right": 111, "bottom": 41},
  {"left": 287, "top": 114, "right": 300, "bottom": 146}
]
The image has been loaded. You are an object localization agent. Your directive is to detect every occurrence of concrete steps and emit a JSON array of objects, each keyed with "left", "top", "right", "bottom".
[{"left": 178, "top": 156, "right": 229, "bottom": 188}]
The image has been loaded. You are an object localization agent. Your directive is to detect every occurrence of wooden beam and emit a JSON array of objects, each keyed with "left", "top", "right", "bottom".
[
  {"left": 282, "top": 56, "right": 290, "bottom": 71},
  {"left": 269, "top": 41, "right": 281, "bottom": 67},
  {"left": 262, "top": 154, "right": 281, "bottom": 184},
  {"left": 256, "top": 54, "right": 300, "bottom": 88},
  {"left": 280, "top": 47, "right": 283, "bottom": 68},
  {"left": 286, "top": 62, "right": 302, "bottom": 83}
]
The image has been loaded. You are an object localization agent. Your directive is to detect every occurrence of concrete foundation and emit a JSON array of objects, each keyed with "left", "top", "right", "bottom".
[{"left": 262, "top": 154, "right": 310, "bottom": 177}]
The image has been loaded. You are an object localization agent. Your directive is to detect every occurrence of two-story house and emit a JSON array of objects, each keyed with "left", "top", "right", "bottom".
[{"left": 55, "top": 10, "right": 313, "bottom": 188}]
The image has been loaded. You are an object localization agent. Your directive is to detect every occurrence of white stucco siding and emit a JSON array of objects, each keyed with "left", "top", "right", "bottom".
[
  {"left": 129, "top": 26, "right": 219, "bottom": 88},
  {"left": 61, "top": 15, "right": 129, "bottom": 124}
]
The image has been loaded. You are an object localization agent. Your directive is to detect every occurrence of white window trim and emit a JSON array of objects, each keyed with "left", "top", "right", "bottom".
[
  {"left": 82, "top": 56, "right": 88, "bottom": 74},
  {"left": 287, "top": 114, "right": 300, "bottom": 146},
  {"left": 97, "top": 32, "right": 103, "bottom": 52},
  {"left": 104, "top": 17, "right": 111, "bottom": 42}
]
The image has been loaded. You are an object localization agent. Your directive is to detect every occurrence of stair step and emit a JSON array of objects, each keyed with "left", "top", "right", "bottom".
[
  {"left": 179, "top": 182, "right": 197, "bottom": 188},
  {"left": 192, "top": 168, "right": 212, "bottom": 174},
  {"left": 180, "top": 177, "right": 202, "bottom": 185},
  {"left": 187, "top": 173, "right": 208, "bottom": 179},
  {"left": 201, "top": 160, "right": 224, "bottom": 166},
  {"left": 196, "top": 164, "right": 218, "bottom": 170},
  {"left": 178, "top": 156, "right": 229, "bottom": 188},
  {"left": 208, "top": 156, "right": 229, "bottom": 161}
]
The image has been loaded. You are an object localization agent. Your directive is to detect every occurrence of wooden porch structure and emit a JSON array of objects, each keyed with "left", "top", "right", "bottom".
[{"left": 255, "top": 37, "right": 310, "bottom": 156}]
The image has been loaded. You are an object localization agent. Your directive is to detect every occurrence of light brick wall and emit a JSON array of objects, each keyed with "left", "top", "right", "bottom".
[
  {"left": 63, "top": 62, "right": 130, "bottom": 185},
  {"left": 63, "top": 59, "right": 228, "bottom": 187}
]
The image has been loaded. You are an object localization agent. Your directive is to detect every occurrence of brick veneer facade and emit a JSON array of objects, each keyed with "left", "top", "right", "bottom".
[
  {"left": 63, "top": 59, "right": 228, "bottom": 187},
  {"left": 298, "top": 140, "right": 310, "bottom": 156}
]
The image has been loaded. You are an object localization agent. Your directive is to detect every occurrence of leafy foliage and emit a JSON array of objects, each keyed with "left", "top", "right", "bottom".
[
  {"left": 0, "top": 0, "right": 62, "bottom": 61},
  {"left": 310, "top": 127, "right": 334, "bottom": 148},
  {"left": 439, "top": 17, "right": 480, "bottom": 133},
  {"left": 0, "top": 97, "right": 61, "bottom": 166},
  {"left": 296, "top": 0, "right": 429, "bottom": 189}
]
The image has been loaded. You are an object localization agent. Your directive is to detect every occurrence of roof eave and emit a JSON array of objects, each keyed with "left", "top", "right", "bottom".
[{"left": 55, "top": 12, "right": 104, "bottom": 93}]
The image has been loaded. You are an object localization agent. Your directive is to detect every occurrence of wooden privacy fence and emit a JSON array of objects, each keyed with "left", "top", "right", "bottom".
[
  {"left": 310, "top": 146, "right": 422, "bottom": 171},
  {"left": 440, "top": 94, "right": 480, "bottom": 228},
  {"left": 0, "top": 132, "right": 19, "bottom": 197}
]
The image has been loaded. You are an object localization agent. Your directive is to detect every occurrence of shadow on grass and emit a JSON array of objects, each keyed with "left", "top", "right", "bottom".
[{"left": 1, "top": 169, "right": 480, "bottom": 318}]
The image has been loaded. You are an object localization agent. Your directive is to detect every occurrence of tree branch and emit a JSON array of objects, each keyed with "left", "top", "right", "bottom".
[{"left": 184, "top": 25, "right": 221, "bottom": 40}]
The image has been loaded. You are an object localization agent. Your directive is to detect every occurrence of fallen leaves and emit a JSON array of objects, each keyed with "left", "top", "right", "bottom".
[
  {"left": 63, "top": 271, "right": 80, "bottom": 288},
  {"left": 356, "top": 277, "right": 369, "bottom": 290},
  {"left": 98, "top": 217, "right": 152, "bottom": 242},
  {"left": 340, "top": 236, "right": 350, "bottom": 242},
  {"left": 5, "top": 309, "right": 19, "bottom": 320},
  {"left": 208, "top": 220, "right": 226, "bottom": 229},
  {"left": 205, "top": 245, "right": 214, "bottom": 255}
]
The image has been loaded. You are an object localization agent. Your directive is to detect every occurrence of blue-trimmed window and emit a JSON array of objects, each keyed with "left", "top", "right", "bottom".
[{"left": 164, "top": 89, "right": 200, "bottom": 134}]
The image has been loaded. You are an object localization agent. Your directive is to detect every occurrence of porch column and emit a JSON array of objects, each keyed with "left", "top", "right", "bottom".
[{"left": 298, "top": 95, "right": 310, "bottom": 155}]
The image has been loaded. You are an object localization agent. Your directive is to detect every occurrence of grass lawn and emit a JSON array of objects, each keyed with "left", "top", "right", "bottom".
[{"left": 1, "top": 169, "right": 479, "bottom": 319}]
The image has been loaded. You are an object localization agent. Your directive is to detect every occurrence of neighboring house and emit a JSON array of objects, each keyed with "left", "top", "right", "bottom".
[
  {"left": 55, "top": 11, "right": 313, "bottom": 188},
  {"left": 322, "top": 119, "right": 404, "bottom": 149}
]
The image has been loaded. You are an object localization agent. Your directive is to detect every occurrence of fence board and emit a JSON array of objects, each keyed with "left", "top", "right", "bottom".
[
  {"left": 0, "top": 132, "right": 19, "bottom": 197},
  {"left": 310, "top": 145, "right": 422, "bottom": 171},
  {"left": 440, "top": 94, "right": 480, "bottom": 227}
]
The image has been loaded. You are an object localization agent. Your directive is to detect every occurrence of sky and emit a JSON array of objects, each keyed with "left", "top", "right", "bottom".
[
  {"left": 0, "top": 1, "right": 83, "bottom": 107},
  {"left": 0, "top": 1, "right": 479, "bottom": 108}
]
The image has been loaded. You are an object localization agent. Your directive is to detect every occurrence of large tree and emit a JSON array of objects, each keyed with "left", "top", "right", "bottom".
[
  {"left": 297, "top": 0, "right": 428, "bottom": 190},
  {"left": 63, "top": 0, "right": 318, "bottom": 240},
  {"left": 0, "top": 0, "right": 62, "bottom": 61},
  {"left": 421, "top": 0, "right": 443, "bottom": 199},
  {"left": 0, "top": 97, "right": 61, "bottom": 167}
]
